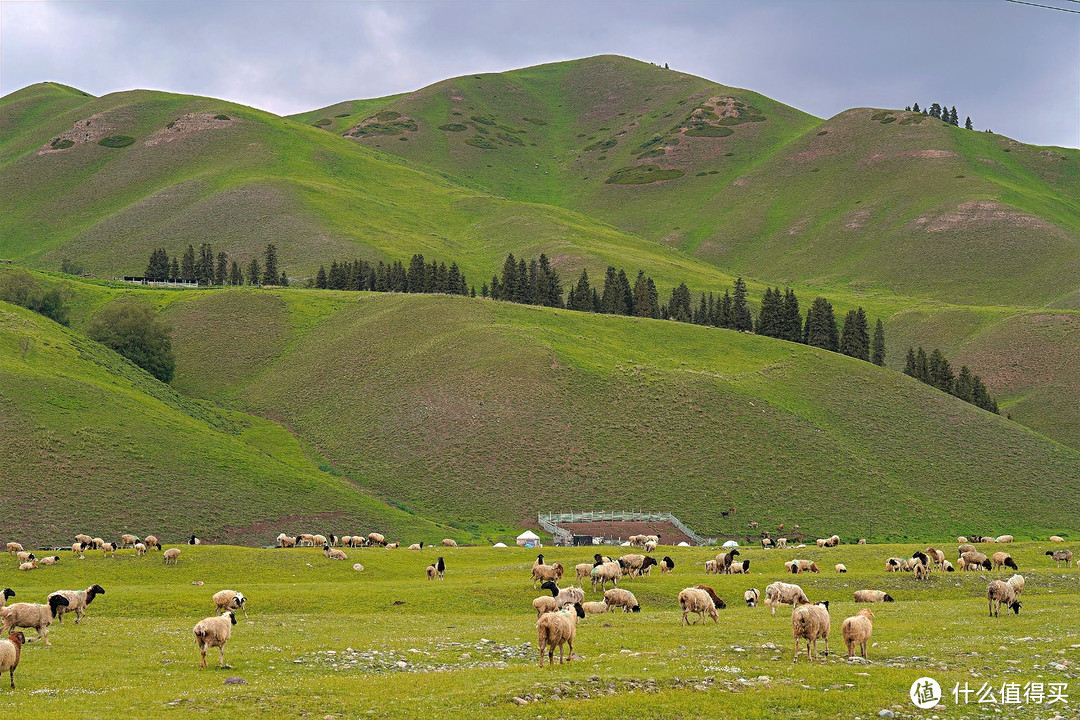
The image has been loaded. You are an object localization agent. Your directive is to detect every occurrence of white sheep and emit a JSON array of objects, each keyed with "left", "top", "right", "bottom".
[
  {"left": 1006, "top": 574, "right": 1025, "bottom": 597},
  {"left": 603, "top": 588, "right": 640, "bottom": 613},
  {"left": 841, "top": 608, "right": 873, "bottom": 658},
  {"left": 590, "top": 561, "right": 622, "bottom": 592},
  {"left": 120, "top": 534, "right": 139, "bottom": 548},
  {"left": 277, "top": 533, "right": 297, "bottom": 548},
  {"left": 792, "top": 601, "right": 831, "bottom": 663},
  {"left": 212, "top": 590, "right": 248, "bottom": 619},
  {"left": 1049, "top": 535, "right": 1064, "bottom": 542},
  {"left": 532, "top": 561, "right": 564, "bottom": 588},
  {"left": 48, "top": 584, "right": 105, "bottom": 624},
  {"left": 17, "top": 561, "right": 35, "bottom": 572},
  {"left": 996, "top": 535, "right": 1014, "bottom": 544},
  {"left": 962, "top": 551, "right": 992, "bottom": 570},
  {"left": 987, "top": 580, "right": 1021, "bottom": 617},
  {"left": 15, "top": 552, "right": 33, "bottom": 564},
  {"left": 442, "top": 539, "right": 458, "bottom": 548},
  {"left": 0, "top": 631, "right": 26, "bottom": 689},
  {"left": 163, "top": 548, "right": 181, "bottom": 565},
  {"left": 744, "top": 588, "right": 760, "bottom": 607},
  {"left": 0, "top": 596, "right": 69, "bottom": 646},
  {"left": 426, "top": 557, "right": 445, "bottom": 580},
  {"left": 298, "top": 534, "right": 315, "bottom": 547},
  {"left": 144, "top": 535, "right": 160, "bottom": 549},
  {"left": 366, "top": 533, "right": 386, "bottom": 546},
  {"left": 532, "top": 596, "right": 559, "bottom": 617},
  {"left": 407, "top": 543, "right": 423, "bottom": 551},
  {"left": 536, "top": 603, "right": 584, "bottom": 666},
  {"left": 540, "top": 581, "right": 584, "bottom": 607},
  {"left": 193, "top": 611, "right": 236, "bottom": 668},
  {"left": 323, "top": 545, "right": 347, "bottom": 560},
  {"left": 992, "top": 552, "right": 1018, "bottom": 571},
  {"left": 74, "top": 534, "right": 93, "bottom": 547},
  {"left": 678, "top": 587, "right": 718, "bottom": 625},
  {"left": 852, "top": 590, "right": 894, "bottom": 603},
  {"left": 764, "top": 582, "right": 809, "bottom": 616},
  {"left": 575, "top": 562, "right": 594, "bottom": 582},
  {"left": 704, "top": 559, "right": 718, "bottom": 574},
  {"left": 5, "top": 543, "right": 22, "bottom": 557},
  {"left": 72, "top": 542, "right": 85, "bottom": 559},
  {"left": 581, "top": 601, "right": 608, "bottom": 615},
  {"left": 834, "top": 564, "right": 847, "bottom": 573}
]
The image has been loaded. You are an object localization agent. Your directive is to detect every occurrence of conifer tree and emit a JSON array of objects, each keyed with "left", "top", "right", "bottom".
[
  {"left": 954, "top": 365, "right": 974, "bottom": 403},
  {"left": 448, "top": 262, "right": 461, "bottom": 295},
  {"left": 732, "top": 278, "right": 753, "bottom": 331},
  {"left": 755, "top": 287, "right": 783, "bottom": 338},
  {"left": 805, "top": 297, "right": 839, "bottom": 351},
  {"left": 145, "top": 248, "right": 170, "bottom": 281},
  {"left": 481, "top": 281, "right": 489, "bottom": 298},
  {"left": 569, "top": 269, "right": 592, "bottom": 311},
  {"left": 929, "top": 103, "right": 941, "bottom": 119},
  {"left": 181, "top": 245, "right": 197, "bottom": 283},
  {"left": 247, "top": 257, "right": 260, "bottom": 285},
  {"left": 719, "top": 290, "right": 734, "bottom": 329},
  {"left": 781, "top": 288, "right": 802, "bottom": 342},
  {"left": 632, "top": 270, "right": 657, "bottom": 318},
  {"left": 406, "top": 254, "right": 426, "bottom": 293},
  {"left": 964, "top": 116, "right": 973, "bottom": 130},
  {"left": 694, "top": 293, "right": 708, "bottom": 325},
  {"left": 948, "top": 106, "right": 959, "bottom": 126},
  {"left": 615, "top": 269, "right": 633, "bottom": 316},
  {"left": 669, "top": 282, "right": 692, "bottom": 322},
  {"left": 871, "top": 319, "right": 886, "bottom": 366},
  {"left": 263, "top": 243, "right": 279, "bottom": 285},
  {"left": 315, "top": 265, "right": 327, "bottom": 289},
  {"left": 215, "top": 252, "right": 228, "bottom": 286},
  {"left": 196, "top": 243, "right": 214, "bottom": 285},
  {"left": 904, "top": 347, "right": 917, "bottom": 377},
  {"left": 601, "top": 266, "right": 619, "bottom": 313},
  {"left": 839, "top": 307, "right": 870, "bottom": 361},
  {"left": 915, "top": 346, "right": 929, "bottom": 383},
  {"left": 928, "top": 348, "right": 954, "bottom": 393},
  {"left": 498, "top": 254, "right": 517, "bottom": 301},
  {"left": 912, "top": 102, "right": 920, "bottom": 112},
  {"left": 516, "top": 258, "right": 529, "bottom": 303}
]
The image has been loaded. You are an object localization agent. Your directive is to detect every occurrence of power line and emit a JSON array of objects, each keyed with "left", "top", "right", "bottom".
[{"left": 1004, "top": 0, "right": 1080, "bottom": 13}]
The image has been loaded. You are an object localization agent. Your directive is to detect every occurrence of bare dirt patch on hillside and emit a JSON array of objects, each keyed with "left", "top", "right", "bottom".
[
  {"left": 144, "top": 112, "right": 235, "bottom": 146},
  {"left": 36, "top": 111, "right": 121, "bottom": 154},
  {"left": 915, "top": 201, "right": 1050, "bottom": 232}
]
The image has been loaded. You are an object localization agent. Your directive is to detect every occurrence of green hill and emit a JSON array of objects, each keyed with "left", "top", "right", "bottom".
[
  {"left": 297, "top": 55, "right": 1079, "bottom": 308},
  {"left": 0, "top": 297, "right": 463, "bottom": 546}
]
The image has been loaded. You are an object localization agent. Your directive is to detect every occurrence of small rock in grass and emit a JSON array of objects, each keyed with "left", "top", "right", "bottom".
[
  {"left": 191, "top": 580, "right": 204, "bottom": 586},
  {"left": 512, "top": 696, "right": 528, "bottom": 705},
  {"left": 223, "top": 677, "right": 248, "bottom": 685},
  {"left": 877, "top": 711, "right": 894, "bottom": 718},
  {"left": 352, "top": 563, "right": 364, "bottom": 571}
]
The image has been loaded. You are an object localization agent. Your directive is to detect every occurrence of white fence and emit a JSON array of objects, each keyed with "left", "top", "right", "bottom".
[{"left": 537, "top": 511, "right": 716, "bottom": 546}]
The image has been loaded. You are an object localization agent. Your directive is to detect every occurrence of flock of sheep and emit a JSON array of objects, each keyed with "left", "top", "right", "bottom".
[
  {"left": 1, "top": 529, "right": 1075, "bottom": 682},
  {"left": 525, "top": 533, "right": 1075, "bottom": 667}
]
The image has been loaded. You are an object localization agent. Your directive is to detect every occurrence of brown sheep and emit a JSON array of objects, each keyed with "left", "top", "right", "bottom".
[
  {"left": 536, "top": 603, "right": 584, "bottom": 666},
  {"left": 841, "top": 608, "right": 873, "bottom": 658},
  {"left": 792, "top": 601, "right": 830, "bottom": 662}
]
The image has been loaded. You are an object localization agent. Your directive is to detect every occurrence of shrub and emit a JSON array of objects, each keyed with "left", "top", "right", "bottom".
[
  {"left": 817, "top": 130, "right": 829, "bottom": 135},
  {"left": 375, "top": 111, "right": 402, "bottom": 122},
  {"left": 465, "top": 136, "right": 497, "bottom": 150},
  {"left": 335, "top": 113, "right": 350, "bottom": 118},
  {"left": 313, "top": 118, "right": 331, "bottom": 127},
  {"left": 497, "top": 132, "right": 524, "bottom": 146},
  {"left": 605, "top": 165, "right": 685, "bottom": 184},
  {"left": 584, "top": 138, "right": 617, "bottom": 151},
  {"left": 0, "top": 269, "right": 70, "bottom": 326},
  {"left": 685, "top": 125, "right": 734, "bottom": 138},
  {"left": 880, "top": 117, "right": 896, "bottom": 124},
  {"left": 86, "top": 298, "right": 175, "bottom": 383},
  {"left": 870, "top": 111, "right": 891, "bottom": 121},
  {"left": 523, "top": 117, "right": 547, "bottom": 125},
  {"left": 213, "top": 114, "right": 230, "bottom": 120},
  {"left": 470, "top": 115, "right": 496, "bottom": 126},
  {"left": 438, "top": 123, "right": 468, "bottom": 132},
  {"left": 98, "top": 135, "right": 135, "bottom": 148},
  {"left": 51, "top": 138, "right": 74, "bottom": 149}
]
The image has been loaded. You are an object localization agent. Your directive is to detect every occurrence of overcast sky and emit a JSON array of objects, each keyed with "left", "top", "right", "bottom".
[{"left": 2, "top": 0, "right": 1077, "bottom": 147}]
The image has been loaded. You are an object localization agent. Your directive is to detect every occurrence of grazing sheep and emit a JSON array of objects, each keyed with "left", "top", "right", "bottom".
[
  {"left": 761, "top": 538, "right": 773, "bottom": 550},
  {"left": 678, "top": 587, "right": 719, "bottom": 625},
  {"left": 841, "top": 608, "right": 874, "bottom": 658},
  {"left": 101, "top": 542, "right": 118, "bottom": 558},
  {"left": 386, "top": 542, "right": 399, "bottom": 549},
  {"left": 885, "top": 557, "right": 904, "bottom": 572},
  {"left": 618, "top": 554, "right": 650, "bottom": 577},
  {"left": 212, "top": 590, "right": 248, "bottom": 619},
  {"left": 408, "top": 543, "right": 423, "bottom": 551},
  {"left": 442, "top": 539, "right": 458, "bottom": 548},
  {"left": 992, "top": 552, "right": 1018, "bottom": 571},
  {"left": 852, "top": 590, "right": 894, "bottom": 603},
  {"left": 913, "top": 562, "right": 928, "bottom": 580},
  {"left": 163, "top": 548, "right": 180, "bottom": 565},
  {"left": 536, "top": 603, "right": 585, "bottom": 667},
  {"left": 1049, "top": 535, "right": 1064, "bottom": 542},
  {"left": 835, "top": 564, "right": 847, "bottom": 574},
  {"left": 715, "top": 549, "right": 740, "bottom": 574},
  {"left": 17, "top": 562, "right": 35, "bottom": 572},
  {"left": 1045, "top": 550, "right": 1073, "bottom": 567},
  {"left": 857, "top": 538, "right": 866, "bottom": 545},
  {"left": 791, "top": 559, "right": 819, "bottom": 574},
  {"left": 581, "top": 601, "right": 608, "bottom": 615},
  {"left": 5, "top": 543, "right": 22, "bottom": 557},
  {"left": 193, "top": 611, "right": 236, "bottom": 668},
  {"left": 144, "top": 535, "right": 159, "bottom": 549},
  {"left": 704, "top": 559, "right": 718, "bottom": 574},
  {"left": 942, "top": 559, "right": 955, "bottom": 572},
  {"left": 996, "top": 535, "right": 1014, "bottom": 544},
  {"left": 90, "top": 538, "right": 104, "bottom": 549},
  {"left": 48, "top": 584, "right": 105, "bottom": 624},
  {"left": 590, "top": 561, "right": 622, "bottom": 592},
  {"left": 643, "top": 540, "right": 657, "bottom": 553},
  {"left": 15, "top": 552, "right": 33, "bottom": 564},
  {"left": 816, "top": 538, "right": 827, "bottom": 548},
  {"left": 134, "top": 543, "right": 147, "bottom": 556},
  {"left": 957, "top": 536, "right": 968, "bottom": 543},
  {"left": 277, "top": 533, "right": 297, "bottom": 548},
  {"left": 987, "top": 580, "right": 1021, "bottom": 617},
  {"left": 0, "top": 596, "right": 68, "bottom": 646},
  {"left": 764, "top": 582, "right": 809, "bottom": 616},
  {"left": 728, "top": 560, "right": 751, "bottom": 574},
  {"left": 311, "top": 534, "right": 327, "bottom": 547},
  {"left": 603, "top": 588, "right": 640, "bottom": 613},
  {"left": 1006, "top": 574, "right": 1025, "bottom": 597},
  {"left": 958, "top": 543, "right": 976, "bottom": 556},
  {"left": 0, "top": 631, "right": 24, "bottom": 689},
  {"left": 532, "top": 561, "right": 565, "bottom": 588},
  {"left": 71, "top": 542, "right": 85, "bottom": 559},
  {"left": 961, "top": 551, "right": 993, "bottom": 571},
  {"left": 297, "top": 534, "right": 315, "bottom": 547},
  {"left": 776, "top": 538, "right": 788, "bottom": 549},
  {"left": 540, "top": 581, "right": 585, "bottom": 609},
  {"left": 367, "top": 533, "right": 386, "bottom": 547},
  {"left": 532, "top": 596, "right": 558, "bottom": 617},
  {"left": 693, "top": 585, "right": 726, "bottom": 610},
  {"left": 74, "top": 534, "right": 92, "bottom": 547},
  {"left": 188, "top": 535, "right": 202, "bottom": 546},
  {"left": 744, "top": 588, "right": 760, "bottom": 607},
  {"left": 575, "top": 563, "right": 594, "bottom": 582},
  {"left": 120, "top": 534, "right": 140, "bottom": 549},
  {"left": 323, "top": 544, "right": 347, "bottom": 561},
  {"left": 0, "top": 590, "right": 12, "bottom": 610},
  {"left": 926, "top": 547, "right": 946, "bottom": 570},
  {"left": 592, "top": 553, "right": 613, "bottom": 565},
  {"left": 912, "top": 550, "right": 930, "bottom": 571},
  {"left": 792, "top": 601, "right": 831, "bottom": 663},
  {"left": 427, "top": 557, "right": 445, "bottom": 580},
  {"left": 37, "top": 556, "right": 55, "bottom": 566}
]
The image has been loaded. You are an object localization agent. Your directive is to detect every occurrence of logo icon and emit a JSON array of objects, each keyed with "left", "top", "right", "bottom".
[{"left": 911, "top": 677, "right": 942, "bottom": 709}]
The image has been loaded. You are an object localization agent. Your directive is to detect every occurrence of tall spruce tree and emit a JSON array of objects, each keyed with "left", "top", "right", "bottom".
[
  {"left": 718, "top": 290, "right": 734, "bottom": 329},
  {"left": 732, "top": 278, "right": 753, "bottom": 331},
  {"left": 263, "top": 244, "right": 279, "bottom": 285},
  {"left": 215, "top": 252, "right": 228, "bottom": 286},
  {"left": 498, "top": 254, "right": 518, "bottom": 301},
  {"left": 904, "top": 347, "right": 918, "bottom": 377},
  {"left": 805, "top": 297, "right": 839, "bottom": 351},
  {"left": 229, "top": 260, "right": 242, "bottom": 286},
  {"left": 964, "top": 116, "right": 973, "bottom": 130},
  {"left": 569, "top": 269, "right": 592, "bottom": 311},
  {"left": 247, "top": 257, "right": 261, "bottom": 286},
  {"left": 915, "top": 346, "right": 929, "bottom": 383},
  {"left": 145, "top": 248, "right": 170, "bottom": 281},
  {"left": 196, "top": 243, "right": 214, "bottom": 285},
  {"left": 871, "top": 319, "right": 886, "bottom": 366},
  {"left": 948, "top": 106, "right": 959, "bottom": 126},
  {"left": 669, "top": 283, "right": 692, "bottom": 322},
  {"left": 615, "top": 269, "right": 633, "bottom": 315},
  {"left": 632, "top": 270, "right": 657, "bottom": 318},
  {"left": 928, "top": 348, "right": 954, "bottom": 393},
  {"left": 954, "top": 365, "right": 974, "bottom": 403},
  {"left": 929, "top": 103, "right": 941, "bottom": 119},
  {"left": 912, "top": 102, "right": 920, "bottom": 112},
  {"left": 407, "top": 254, "right": 426, "bottom": 293},
  {"left": 839, "top": 307, "right": 870, "bottom": 361},
  {"left": 180, "top": 245, "right": 197, "bottom": 283},
  {"left": 780, "top": 288, "right": 802, "bottom": 342},
  {"left": 755, "top": 287, "right": 783, "bottom": 338},
  {"left": 601, "top": 266, "right": 619, "bottom": 313},
  {"left": 315, "top": 265, "right": 328, "bottom": 289}
]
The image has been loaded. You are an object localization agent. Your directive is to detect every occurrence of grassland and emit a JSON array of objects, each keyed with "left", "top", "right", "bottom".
[{"left": 0, "top": 542, "right": 1076, "bottom": 719}]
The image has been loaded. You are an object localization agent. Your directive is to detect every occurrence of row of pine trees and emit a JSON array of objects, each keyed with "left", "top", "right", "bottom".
[
  {"left": 905, "top": 102, "right": 974, "bottom": 130},
  {"left": 310, "top": 255, "right": 470, "bottom": 296},
  {"left": 904, "top": 347, "right": 998, "bottom": 413},
  {"left": 145, "top": 244, "right": 284, "bottom": 287}
]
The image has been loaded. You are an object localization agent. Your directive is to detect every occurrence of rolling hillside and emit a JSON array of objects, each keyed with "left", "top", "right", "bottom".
[
  {"left": 298, "top": 55, "right": 1079, "bottom": 307},
  {"left": 0, "top": 297, "right": 464, "bottom": 546}
]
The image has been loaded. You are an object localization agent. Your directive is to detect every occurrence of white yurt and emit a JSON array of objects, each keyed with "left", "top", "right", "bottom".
[
  {"left": 516, "top": 530, "right": 540, "bottom": 547},
  {"left": 723, "top": 540, "right": 740, "bottom": 548},
  {"left": 676, "top": 541, "right": 691, "bottom": 547},
  {"left": 492, "top": 542, "right": 508, "bottom": 548}
]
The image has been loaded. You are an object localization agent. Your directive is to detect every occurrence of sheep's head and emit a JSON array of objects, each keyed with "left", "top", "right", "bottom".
[
  {"left": 883, "top": 594, "right": 894, "bottom": 602},
  {"left": 2, "top": 588, "right": 13, "bottom": 600},
  {"left": 541, "top": 580, "right": 559, "bottom": 596},
  {"left": 6, "top": 631, "right": 25, "bottom": 648},
  {"left": 1045, "top": 551, "right": 1054, "bottom": 556},
  {"left": 743, "top": 560, "right": 751, "bottom": 571},
  {"left": 631, "top": 603, "right": 641, "bottom": 613},
  {"left": 48, "top": 594, "right": 69, "bottom": 617},
  {"left": 729, "top": 549, "right": 741, "bottom": 557},
  {"left": 857, "top": 608, "right": 874, "bottom": 619},
  {"left": 663, "top": 556, "right": 674, "bottom": 568},
  {"left": 708, "top": 607, "right": 720, "bottom": 622},
  {"left": 641, "top": 557, "right": 657, "bottom": 569},
  {"left": 573, "top": 603, "right": 585, "bottom": 619},
  {"left": 155, "top": 543, "right": 162, "bottom": 550},
  {"left": 1005, "top": 558, "right": 1018, "bottom": 570},
  {"left": 1010, "top": 600, "right": 1022, "bottom": 615},
  {"left": 981, "top": 559, "right": 993, "bottom": 570},
  {"left": 536, "top": 553, "right": 544, "bottom": 564},
  {"left": 817, "top": 600, "right": 830, "bottom": 611},
  {"left": 227, "top": 611, "right": 237, "bottom": 625}
]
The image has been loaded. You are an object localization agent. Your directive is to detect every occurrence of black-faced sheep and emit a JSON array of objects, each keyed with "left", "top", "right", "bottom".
[
  {"left": 841, "top": 608, "right": 873, "bottom": 658},
  {"left": 1045, "top": 549, "right": 1073, "bottom": 567},
  {"left": 678, "top": 587, "right": 719, "bottom": 625},
  {"left": 323, "top": 544, "right": 347, "bottom": 561},
  {"left": 442, "top": 538, "right": 458, "bottom": 548},
  {"left": 744, "top": 588, "right": 760, "bottom": 607},
  {"left": 163, "top": 548, "right": 180, "bottom": 564},
  {"left": 120, "top": 534, "right": 139, "bottom": 548},
  {"left": 792, "top": 601, "right": 830, "bottom": 663},
  {"left": 693, "top": 585, "right": 726, "bottom": 610},
  {"left": 193, "top": 611, "right": 236, "bottom": 668},
  {"left": 532, "top": 561, "right": 565, "bottom": 588},
  {"left": 885, "top": 557, "right": 904, "bottom": 572},
  {"left": 0, "top": 590, "right": 12, "bottom": 610},
  {"left": 48, "top": 584, "right": 105, "bottom": 624},
  {"left": 536, "top": 603, "right": 584, "bottom": 667},
  {"left": 212, "top": 590, "right": 248, "bottom": 619},
  {"left": 992, "top": 552, "right": 1018, "bottom": 571},
  {"left": 0, "top": 596, "right": 68, "bottom": 646},
  {"left": 603, "top": 588, "right": 640, "bottom": 613},
  {"left": 101, "top": 542, "right": 118, "bottom": 558},
  {"left": 15, "top": 552, "right": 33, "bottom": 564},
  {"left": 590, "top": 561, "right": 622, "bottom": 592},
  {"left": 834, "top": 564, "right": 847, "bottom": 573},
  {"left": 367, "top": 533, "right": 387, "bottom": 547},
  {"left": 728, "top": 560, "right": 750, "bottom": 574},
  {"left": 764, "top": 582, "right": 809, "bottom": 616},
  {"left": 144, "top": 535, "right": 160, "bottom": 549},
  {"left": 853, "top": 590, "right": 894, "bottom": 603},
  {"left": 408, "top": 542, "right": 423, "bottom": 551},
  {"left": 0, "top": 631, "right": 24, "bottom": 689},
  {"left": 72, "top": 542, "right": 85, "bottom": 559},
  {"left": 427, "top": 557, "right": 445, "bottom": 580},
  {"left": 986, "top": 580, "right": 1021, "bottom": 617},
  {"left": 618, "top": 554, "right": 656, "bottom": 578},
  {"left": 961, "top": 551, "right": 993, "bottom": 571},
  {"left": 715, "top": 549, "right": 740, "bottom": 574},
  {"left": 540, "top": 581, "right": 585, "bottom": 608},
  {"left": 188, "top": 535, "right": 202, "bottom": 546}
]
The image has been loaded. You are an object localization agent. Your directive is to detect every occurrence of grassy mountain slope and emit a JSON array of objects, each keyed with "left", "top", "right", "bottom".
[
  {"left": 149, "top": 286, "right": 1080, "bottom": 541},
  {"left": 0, "top": 299, "right": 463, "bottom": 546},
  {"left": 300, "top": 56, "right": 1079, "bottom": 307}
]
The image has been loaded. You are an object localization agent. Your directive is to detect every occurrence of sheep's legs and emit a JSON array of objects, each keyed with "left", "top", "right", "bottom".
[
  {"left": 219, "top": 646, "right": 227, "bottom": 668},
  {"left": 792, "top": 638, "right": 801, "bottom": 663},
  {"left": 8, "top": 667, "right": 13, "bottom": 689},
  {"left": 566, "top": 639, "right": 573, "bottom": 663},
  {"left": 821, "top": 637, "right": 829, "bottom": 661},
  {"left": 199, "top": 646, "right": 207, "bottom": 669}
]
